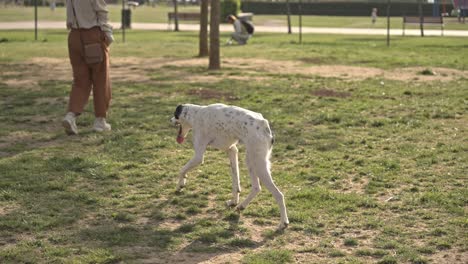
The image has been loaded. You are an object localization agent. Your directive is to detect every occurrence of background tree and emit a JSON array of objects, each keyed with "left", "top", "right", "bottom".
[
  {"left": 418, "top": 0, "right": 424, "bottom": 37},
  {"left": 172, "top": 0, "right": 179, "bottom": 32},
  {"left": 220, "top": 0, "right": 241, "bottom": 20},
  {"left": 286, "top": 0, "right": 292, "bottom": 34},
  {"left": 209, "top": 0, "right": 220, "bottom": 70},
  {"left": 199, "top": 0, "right": 209, "bottom": 57}
]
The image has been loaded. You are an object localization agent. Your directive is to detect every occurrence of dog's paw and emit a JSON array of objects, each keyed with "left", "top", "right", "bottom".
[
  {"left": 277, "top": 221, "right": 289, "bottom": 231},
  {"left": 226, "top": 200, "right": 238, "bottom": 207},
  {"left": 234, "top": 205, "right": 245, "bottom": 213},
  {"left": 175, "top": 186, "right": 184, "bottom": 194}
]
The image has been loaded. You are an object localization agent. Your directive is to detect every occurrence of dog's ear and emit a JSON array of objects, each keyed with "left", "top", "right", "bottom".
[{"left": 174, "top": 105, "right": 184, "bottom": 120}]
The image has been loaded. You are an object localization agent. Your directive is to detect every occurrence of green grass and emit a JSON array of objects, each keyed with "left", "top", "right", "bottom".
[
  {"left": 1, "top": 29, "right": 467, "bottom": 70},
  {"left": 0, "top": 29, "right": 467, "bottom": 263},
  {"left": 243, "top": 249, "right": 293, "bottom": 264}
]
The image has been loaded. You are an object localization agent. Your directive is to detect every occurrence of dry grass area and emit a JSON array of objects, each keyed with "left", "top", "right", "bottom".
[{"left": 11, "top": 57, "right": 467, "bottom": 89}]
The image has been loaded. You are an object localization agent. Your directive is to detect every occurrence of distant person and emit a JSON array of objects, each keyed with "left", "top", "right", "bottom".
[
  {"left": 226, "top": 15, "right": 253, "bottom": 45},
  {"left": 371, "top": 8, "right": 378, "bottom": 25},
  {"left": 458, "top": 0, "right": 468, "bottom": 24},
  {"left": 63, "top": 0, "right": 114, "bottom": 135},
  {"left": 50, "top": 0, "right": 56, "bottom": 11}
]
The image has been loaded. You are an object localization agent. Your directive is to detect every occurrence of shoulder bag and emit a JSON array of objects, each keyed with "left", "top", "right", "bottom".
[{"left": 71, "top": 0, "right": 104, "bottom": 65}]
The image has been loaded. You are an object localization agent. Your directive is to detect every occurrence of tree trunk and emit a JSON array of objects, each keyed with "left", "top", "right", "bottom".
[
  {"left": 298, "top": 0, "right": 302, "bottom": 44},
  {"left": 418, "top": 0, "right": 424, "bottom": 37},
  {"left": 286, "top": 0, "right": 292, "bottom": 34},
  {"left": 209, "top": 0, "right": 220, "bottom": 70},
  {"left": 199, "top": 0, "right": 209, "bottom": 57},
  {"left": 173, "top": 0, "right": 179, "bottom": 32},
  {"left": 386, "top": 0, "right": 391, "bottom": 47}
]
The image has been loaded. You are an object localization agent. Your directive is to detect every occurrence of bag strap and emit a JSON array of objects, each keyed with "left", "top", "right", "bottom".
[
  {"left": 70, "top": 0, "right": 88, "bottom": 58},
  {"left": 70, "top": 0, "right": 80, "bottom": 29}
]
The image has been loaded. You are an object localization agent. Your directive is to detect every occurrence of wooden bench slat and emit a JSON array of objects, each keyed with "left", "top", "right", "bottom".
[
  {"left": 403, "top": 16, "right": 443, "bottom": 24},
  {"left": 168, "top": 12, "right": 200, "bottom": 21},
  {"left": 167, "top": 12, "right": 201, "bottom": 30}
]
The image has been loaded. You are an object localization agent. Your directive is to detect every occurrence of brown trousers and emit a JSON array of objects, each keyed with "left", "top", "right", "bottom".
[{"left": 67, "top": 27, "right": 111, "bottom": 118}]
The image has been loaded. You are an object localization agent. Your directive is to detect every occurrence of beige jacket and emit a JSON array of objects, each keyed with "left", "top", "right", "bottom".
[{"left": 66, "top": 0, "right": 112, "bottom": 33}]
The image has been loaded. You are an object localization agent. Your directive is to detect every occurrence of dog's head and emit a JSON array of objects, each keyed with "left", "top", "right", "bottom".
[{"left": 171, "top": 104, "right": 192, "bottom": 144}]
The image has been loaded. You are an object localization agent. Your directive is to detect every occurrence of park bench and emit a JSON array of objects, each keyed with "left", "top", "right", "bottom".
[
  {"left": 402, "top": 16, "right": 444, "bottom": 36},
  {"left": 167, "top": 12, "right": 200, "bottom": 30}
]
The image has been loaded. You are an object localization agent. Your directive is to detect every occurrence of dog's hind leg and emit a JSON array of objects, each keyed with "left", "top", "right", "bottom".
[
  {"left": 255, "top": 155, "right": 289, "bottom": 230},
  {"left": 235, "top": 149, "right": 261, "bottom": 211},
  {"left": 176, "top": 141, "right": 207, "bottom": 192},
  {"left": 226, "top": 145, "right": 241, "bottom": 207}
]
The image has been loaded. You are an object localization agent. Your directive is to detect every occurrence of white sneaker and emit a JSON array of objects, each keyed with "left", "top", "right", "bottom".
[
  {"left": 93, "top": 117, "right": 111, "bottom": 132},
  {"left": 62, "top": 112, "right": 78, "bottom": 135}
]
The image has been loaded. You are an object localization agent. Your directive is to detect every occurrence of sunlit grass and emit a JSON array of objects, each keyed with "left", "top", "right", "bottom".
[{"left": 0, "top": 29, "right": 466, "bottom": 263}]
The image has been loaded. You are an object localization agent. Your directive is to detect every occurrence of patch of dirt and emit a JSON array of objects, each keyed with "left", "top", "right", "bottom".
[
  {"left": 164, "top": 58, "right": 468, "bottom": 82},
  {"left": 3, "top": 78, "right": 38, "bottom": 87},
  {"left": 187, "top": 88, "right": 239, "bottom": 101},
  {"left": 240, "top": 218, "right": 275, "bottom": 244},
  {"left": 157, "top": 219, "right": 183, "bottom": 231},
  {"left": 0, "top": 127, "right": 64, "bottom": 158},
  {"left": 182, "top": 75, "right": 223, "bottom": 83},
  {"left": 430, "top": 248, "right": 468, "bottom": 264},
  {"left": 312, "top": 88, "right": 352, "bottom": 98},
  {"left": 2, "top": 57, "right": 463, "bottom": 91},
  {"left": 134, "top": 251, "right": 243, "bottom": 264},
  {"left": 342, "top": 176, "right": 369, "bottom": 194},
  {"left": 0, "top": 130, "right": 34, "bottom": 149},
  {"left": 199, "top": 252, "right": 244, "bottom": 264},
  {"left": 0, "top": 204, "right": 17, "bottom": 217},
  {"left": 385, "top": 67, "right": 465, "bottom": 82}
]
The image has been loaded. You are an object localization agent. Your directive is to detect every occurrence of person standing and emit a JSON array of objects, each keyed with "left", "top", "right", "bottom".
[
  {"left": 63, "top": 0, "right": 114, "bottom": 135},
  {"left": 456, "top": 0, "right": 468, "bottom": 23},
  {"left": 371, "top": 8, "right": 378, "bottom": 25},
  {"left": 50, "top": 0, "right": 56, "bottom": 11}
]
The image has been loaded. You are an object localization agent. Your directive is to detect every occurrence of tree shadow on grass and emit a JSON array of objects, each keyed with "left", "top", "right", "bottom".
[
  {"left": 77, "top": 223, "right": 178, "bottom": 249},
  {"left": 162, "top": 207, "right": 286, "bottom": 264},
  {"left": 73, "top": 209, "right": 265, "bottom": 263}
]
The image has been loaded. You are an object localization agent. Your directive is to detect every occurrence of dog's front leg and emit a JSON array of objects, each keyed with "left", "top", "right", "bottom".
[
  {"left": 176, "top": 140, "right": 207, "bottom": 192},
  {"left": 226, "top": 145, "right": 241, "bottom": 207}
]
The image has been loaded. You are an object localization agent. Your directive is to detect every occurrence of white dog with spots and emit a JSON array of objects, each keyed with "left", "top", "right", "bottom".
[{"left": 171, "top": 103, "right": 289, "bottom": 230}]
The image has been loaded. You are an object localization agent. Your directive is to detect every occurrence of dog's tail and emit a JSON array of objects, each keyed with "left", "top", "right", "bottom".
[
  {"left": 271, "top": 130, "right": 275, "bottom": 146},
  {"left": 248, "top": 119, "right": 274, "bottom": 171},
  {"left": 263, "top": 120, "right": 274, "bottom": 172},
  {"left": 262, "top": 119, "right": 274, "bottom": 148}
]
